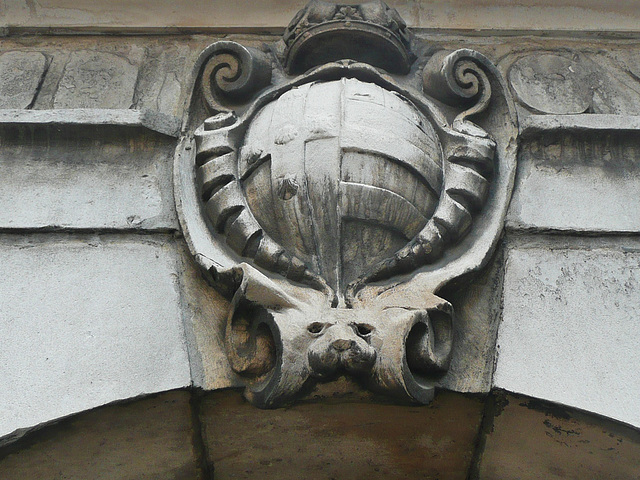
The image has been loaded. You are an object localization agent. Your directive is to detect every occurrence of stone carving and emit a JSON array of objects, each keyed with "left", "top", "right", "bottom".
[
  {"left": 282, "top": 0, "right": 413, "bottom": 74},
  {"left": 175, "top": 0, "right": 517, "bottom": 407},
  {"left": 506, "top": 51, "right": 640, "bottom": 115}
]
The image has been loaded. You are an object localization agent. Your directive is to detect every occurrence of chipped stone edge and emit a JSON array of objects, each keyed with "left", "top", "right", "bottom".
[
  {"left": 520, "top": 114, "right": 640, "bottom": 138},
  {"left": 0, "top": 109, "right": 181, "bottom": 138}
]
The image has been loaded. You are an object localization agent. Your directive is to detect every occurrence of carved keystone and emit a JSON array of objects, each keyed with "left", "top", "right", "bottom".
[{"left": 175, "top": 0, "right": 518, "bottom": 408}]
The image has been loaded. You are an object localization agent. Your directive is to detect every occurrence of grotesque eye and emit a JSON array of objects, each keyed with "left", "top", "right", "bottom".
[
  {"left": 307, "top": 322, "right": 325, "bottom": 334},
  {"left": 355, "top": 323, "right": 374, "bottom": 336}
]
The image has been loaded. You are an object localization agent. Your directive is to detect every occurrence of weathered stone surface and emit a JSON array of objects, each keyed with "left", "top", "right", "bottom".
[
  {"left": 0, "top": 123, "right": 177, "bottom": 230},
  {"left": 507, "top": 50, "right": 640, "bottom": 115},
  {"left": 0, "top": 391, "right": 202, "bottom": 480},
  {"left": 493, "top": 239, "right": 640, "bottom": 427},
  {"left": 0, "top": 51, "right": 47, "bottom": 109},
  {"left": 509, "top": 53, "right": 592, "bottom": 114},
  {"left": 439, "top": 247, "right": 505, "bottom": 393},
  {"left": 54, "top": 50, "right": 138, "bottom": 109},
  {"left": 477, "top": 393, "right": 640, "bottom": 480},
  {"left": 200, "top": 388, "right": 484, "bottom": 479},
  {"left": 0, "top": 235, "right": 192, "bottom": 439},
  {"left": 587, "top": 52, "right": 640, "bottom": 115},
  {"left": 0, "top": 108, "right": 181, "bottom": 136},
  {"left": 179, "top": 21, "right": 516, "bottom": 407},
  {"left": 6, "top": 0, "right": 640, "bottom": 32},
  {"left": 175, "top": 241, "right": 241, "bottom": 390},
  {"left": 507, "top": 131, "right": 640, "bottom": 233},
  {"left": 1, "top": 37, "right": 201, "bottom": 114},
  {"left": 134, "top": 43, "right": 194, "bottom": 117}
]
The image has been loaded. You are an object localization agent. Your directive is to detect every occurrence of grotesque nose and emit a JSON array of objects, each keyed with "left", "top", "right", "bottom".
[{"left": 332, "top": 339, "right": 354, "bottom": 352}]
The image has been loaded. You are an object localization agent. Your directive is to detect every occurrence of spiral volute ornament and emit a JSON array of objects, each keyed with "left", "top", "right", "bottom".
[{"left": 200, "top": 41, "right": 272, "bottom": 109}]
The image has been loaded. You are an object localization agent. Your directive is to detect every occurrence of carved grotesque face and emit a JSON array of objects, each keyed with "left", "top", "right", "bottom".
[{"left": 306, "top": 319, "right": 377, "bottom": 378}]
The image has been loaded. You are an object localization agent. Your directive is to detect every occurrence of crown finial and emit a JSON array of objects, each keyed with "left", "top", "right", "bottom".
[{"left": 283, "top": 0, "right": 414, "bottom": 74}]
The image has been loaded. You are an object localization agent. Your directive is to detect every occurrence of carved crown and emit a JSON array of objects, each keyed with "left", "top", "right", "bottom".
[{"left": 282, "top": 0, "right": 414, "bottom": 74}]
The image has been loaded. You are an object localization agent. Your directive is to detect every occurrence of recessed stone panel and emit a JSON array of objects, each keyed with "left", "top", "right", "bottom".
[{"left": 0, "top": 235, "right": 192, "bottom": 439}]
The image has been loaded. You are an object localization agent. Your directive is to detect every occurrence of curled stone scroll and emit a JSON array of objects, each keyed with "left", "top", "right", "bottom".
[
  {"left": 175, "top": 1, "right": 517, "bottom": 407},
  {"left": 200, "top": 41, "right": 272, "bottom": 108}
]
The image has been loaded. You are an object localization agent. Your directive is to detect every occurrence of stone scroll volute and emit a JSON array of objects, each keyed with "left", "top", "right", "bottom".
[{"left": 175, "top": 0, "right": 518, "bottom": 408}]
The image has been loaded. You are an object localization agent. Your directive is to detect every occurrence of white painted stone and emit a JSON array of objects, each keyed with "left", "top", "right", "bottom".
[
  {"left": 0, "top": 124, "right": 178, "bottom": 230},
  {"left": 507, "top": 131, "right": 640, "bottom": 233},
  {"left": 0, "top": 235, "right": 192, "bottom": 439},
  {"left": 0, "top": 51, "right": 47, "bottom": 109},
  {"left": 494, "top": 242, "right": 640, "bottom": 428}
]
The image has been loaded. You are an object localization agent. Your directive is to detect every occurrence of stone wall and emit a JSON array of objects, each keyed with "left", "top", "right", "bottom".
[
  {"left": 1, "top": 4, "right": 640, "bottom": 476},
  {"left": 5, "top": 0, "right": 640, "bottom": 33}
]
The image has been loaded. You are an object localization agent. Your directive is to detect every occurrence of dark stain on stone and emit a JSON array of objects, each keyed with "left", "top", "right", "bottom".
[
  {"left": 200, "top": 387, "right": 485, "bottom": 479},
  {"left": 518, "top": 396, "right": 572, "bottom": 420},
  {"left": 543, "top": 419, "right": 581, "bottom": 437},
  {"left": 491, "top": 390, "right": 510, "bottom": 419}
]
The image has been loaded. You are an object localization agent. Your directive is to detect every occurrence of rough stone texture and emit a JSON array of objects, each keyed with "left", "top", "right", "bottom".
[
  {"left": 133, "top": 43, "right": 192, "bottom": 117},
  {"left": 200, "top": 387, "right": 484, "bottom": 479},
  {"left": 493, "top": 238, "right": 640, "bottom": 428},
  {"left": 507, "top": 51, "right": 640, "bottom": 115},
  {"left": 175, "top": 240, "right": 241, "bottom": 390},
  {"left": 0, "top": 51, "right": 47, "bottom": 109},
  {"left": 507, "top": 131, "right": 640, "bottom": 233},
  {"left": 0, "top": 391, "right": 202, "bottom": 480},
  {"left": 509, "top": 53, "right": 593, "bottom": 115},
  {"left": 0, "top": 36, "right": 638, "bottom": 119},
  {"left": 0, "top": 25, "right": 637, "bottom": 464},
  {"left": 0, "top": 37, "right": 212, "bottom": 116},
  {"left": 0, "top": 123, "right": 178, "bottom": 230},
  {"left": 53, "top": 50, "right": 139, "bottom": 109},
  {"left": 477, "top": 393, "right": 640, "bottom": 480},
  {"left": 0, "top": 108, "right": 181, "bottom": 137},
  {"left": 6, "top": 0, "right": 640, "bottom": 32},
  {"left": 13, "top": 36, "right": 202, "bottom": 116},
  {"left": 0, "top": 234, "right": 192, "bottom": 439},
  {"left": 439, "top": 247, "right": 505, "bottom": 393}
]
